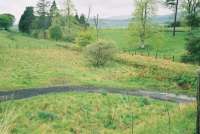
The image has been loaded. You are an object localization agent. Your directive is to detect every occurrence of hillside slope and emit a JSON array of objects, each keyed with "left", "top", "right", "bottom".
[{"left": 0, "top": 31, "right": 198, "bottom": 95}]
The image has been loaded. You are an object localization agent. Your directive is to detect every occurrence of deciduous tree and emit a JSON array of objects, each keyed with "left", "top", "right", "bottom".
[
  {"left": 0, "top": 14, "right": 15, "bottom": 30},
  {"left": 129, "top": 0, "right": 156, "bottom": 48},
  {"left": 183, "top": 0, "right": 200, "bottom": 29}
]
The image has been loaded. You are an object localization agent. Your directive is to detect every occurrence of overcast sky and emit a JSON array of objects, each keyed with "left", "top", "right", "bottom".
[{"left": 0, "top": 0, "right": 172, "bottom": 23}]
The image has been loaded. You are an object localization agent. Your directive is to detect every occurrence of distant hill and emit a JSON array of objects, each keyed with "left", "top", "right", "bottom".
[{"left": 89, "top": 15, "right": 174, "bottom": 28}]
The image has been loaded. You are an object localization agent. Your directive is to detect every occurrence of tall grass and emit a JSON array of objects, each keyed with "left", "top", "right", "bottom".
[{"left": 0, "top": 99, "right": 21, "bottom": 134}]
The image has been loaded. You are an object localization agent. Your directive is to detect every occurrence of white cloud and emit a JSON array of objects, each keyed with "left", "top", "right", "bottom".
[{"left": 0, "top": 0, "right": 172, "bottom": 23}]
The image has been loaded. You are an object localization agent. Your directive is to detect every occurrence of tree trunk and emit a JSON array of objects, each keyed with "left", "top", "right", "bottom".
[{"left": 173, "top": 0, "right": 179, "bottom": 36}]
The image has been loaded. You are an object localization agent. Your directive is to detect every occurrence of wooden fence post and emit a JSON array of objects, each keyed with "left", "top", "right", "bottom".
[
  {"left": 155, "top": 52, "right": 158, "bottom": 59},
  {"left": 196, "top": 69, "right": 200, "bottom": 134}
]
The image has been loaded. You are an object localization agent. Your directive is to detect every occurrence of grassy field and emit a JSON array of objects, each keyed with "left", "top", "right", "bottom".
[
  {"left": 99, "top": 29, "right": 187, "bottom": 60},
  {"left": 0, "top": 31, "right": 198, "bottom": 95},
  {"left": 0, "top": 29, "right": 197, "bottom": 134},
  {"left": 0, "top": 92, "right": 195, "bottom": 134}
]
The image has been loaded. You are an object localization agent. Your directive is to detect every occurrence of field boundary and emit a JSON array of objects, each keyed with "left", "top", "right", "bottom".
[{"left": 0, "top": 86, "right": 196, "bottom": 103}]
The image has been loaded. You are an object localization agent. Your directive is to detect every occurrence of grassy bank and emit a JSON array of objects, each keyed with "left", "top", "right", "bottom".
[{"left": 0, "top": 93, "right": 195, "bottom": 134}]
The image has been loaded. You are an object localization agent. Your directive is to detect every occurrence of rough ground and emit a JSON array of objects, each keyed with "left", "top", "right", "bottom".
[{"left": 0, "top": 86, "right": 196, "bottom": 103}]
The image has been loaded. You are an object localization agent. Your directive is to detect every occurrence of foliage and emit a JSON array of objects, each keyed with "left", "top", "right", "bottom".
[
  {"left": 129, "top": 0, "right": 156, "bottom": 48},
  {"left": 49, "top": 25, "right": 62, "bottom": 41},
  {"left": 182, "top": 30, "right": 200, "bottom": 64},
  {"left": 36, "top": 0, "right": 51, "bottom": 30},
  {"left": 19, "top": 7, "right": 35, "bottom": 34},
  {"left": 49, "top": 0, "right": 59, "bottom": 26},
  {"left": 63, "top": 31, "right": 76, "bottom": 42},
  {"left": 75, "top": 30, "right": 94, "bottom": 46},
  {"left": 78, "top": 14, "right": 89, "bottom": 27},
  {"left": 165, "top": 0, "right": 179, "bottom": 36},
  {"left": 63, "top": 0, "right": 75, "bottom": 34},
  {"left": 182, "top": 0, "right": 200, "bottom": 28},
  {"left": 85, "top": 40, "right": 117, "bottom": 66},
  {"left": 173, "top": 74, "right": 196, "bottom": 89},
  {"left": 0, "top": 14, "right": 15, "bottom": 30}
]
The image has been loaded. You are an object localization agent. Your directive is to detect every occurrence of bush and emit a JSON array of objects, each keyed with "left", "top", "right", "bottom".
[
  {"left": 173, "top": 74, "right": 196, "bottom": 89},
  {"left": 75, "top": 30, "right": 94, "bottom": 47},
  {"left": 85, "top": 40, "right": 117, "bottom": 67},
  {"left": 49, "top": 25, "right": 62, "bottom": 41},
  {"left": 182, "top": 31, "right": 200, "bottom": 64}
]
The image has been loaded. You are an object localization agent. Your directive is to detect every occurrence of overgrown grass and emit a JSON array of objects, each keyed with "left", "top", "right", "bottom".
[
  {"left": 0, "top": 31, "right": 198, "bottom": 95},
  {"left": 0, "top": 93, "right": 195, "bottom": 133}
]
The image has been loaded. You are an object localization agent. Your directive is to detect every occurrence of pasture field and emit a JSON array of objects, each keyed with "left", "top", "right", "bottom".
[
  {"left": 0, "top": 93, "right": 195, "bottom": 134},
  {"left": 0, "top": 31, "right": 198, "bottom": 95},
  {"left": 100, "top": 29, "right": 187, "bottom": 60}
]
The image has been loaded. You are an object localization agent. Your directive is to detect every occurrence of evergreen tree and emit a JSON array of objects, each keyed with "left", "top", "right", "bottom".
[
  {"left": 49, "top": 0, "right": 59, "bottom": 26},
  {"left": 19, "top": 7, "right": 35, "bottom": 33},
  {"left": 79, "top": 14, "right": 86, "bottom": 25},
  {"left": 50, "top": 0, "right": 58, "bottom": 17},
  {"left": 75, "top": 13, "right": 80, "bottom": 24},
  {"left": 36, "top": 0, "right": 50, "bottom": 29}
]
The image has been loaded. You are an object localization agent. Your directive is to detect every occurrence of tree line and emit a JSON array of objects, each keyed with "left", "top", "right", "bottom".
[{"left": 19, "top": 0, "right": 89, "bottom": 40}]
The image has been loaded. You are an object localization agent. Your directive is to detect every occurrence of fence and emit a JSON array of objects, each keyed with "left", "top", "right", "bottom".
[
  {"left": 197, "top": 69, "right": 200, "bottom": 134},
  {"left": 125, "top": 50, "right": 177, "bottom": 62}
]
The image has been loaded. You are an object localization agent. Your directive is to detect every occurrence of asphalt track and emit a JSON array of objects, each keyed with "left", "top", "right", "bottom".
[{"left": 0, "top": 86, "right": 196, "bottom": 103}]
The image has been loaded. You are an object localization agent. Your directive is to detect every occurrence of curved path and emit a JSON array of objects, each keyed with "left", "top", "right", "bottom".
[{"left": 0, "top": 86, "right": 196, "bottom": 103}]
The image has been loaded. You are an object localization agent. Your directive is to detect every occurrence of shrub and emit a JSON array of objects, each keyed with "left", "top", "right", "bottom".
[
  {"left": 75, "top": 30, "right": 94, "bottom": 47},
  {"left": 182, "top": 31, "right": 200, "bottom": 64},
  {"left": 85, "top": 40, "right": 117, "bottom": 67},
  {"left": 173, "top": 74, "right": 196, "bottom": 89},
  {"left": 49, "top": 25, "right": 62, "bottom": 41}
]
